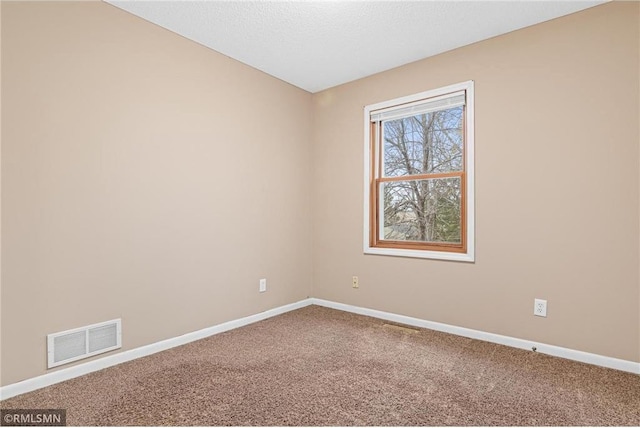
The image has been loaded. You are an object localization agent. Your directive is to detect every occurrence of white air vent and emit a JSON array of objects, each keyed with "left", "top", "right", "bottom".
[{"left": 47, "top": 319, "right": 121, "bottom": 368}]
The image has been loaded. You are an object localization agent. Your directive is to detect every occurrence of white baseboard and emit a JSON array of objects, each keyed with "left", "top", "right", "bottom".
[
  {"left": 0, "top": 299, "right": 314, "bottom": 400},
  {"left": 310, "top": 298, "right": 640, "bottom": 375},
  {"left": 3, "top": 297, "right": 638, "bottom": 400}
]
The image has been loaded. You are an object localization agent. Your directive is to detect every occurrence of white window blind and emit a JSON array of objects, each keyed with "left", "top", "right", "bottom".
[{"left": 370, "top": 91, "right": 465, "bottom": 123}]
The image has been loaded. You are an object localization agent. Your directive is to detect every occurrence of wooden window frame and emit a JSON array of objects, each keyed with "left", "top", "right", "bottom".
[{"left": 363, "top": 81, "right": 475, "bottom": 262}]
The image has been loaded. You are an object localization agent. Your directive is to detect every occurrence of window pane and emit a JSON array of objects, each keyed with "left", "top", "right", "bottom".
[
  {"left": 381, "top": 177, "right": 461, "bottom": 243},
  {"left": 382, "top": 106, "right": 463, "bottom": 177}
]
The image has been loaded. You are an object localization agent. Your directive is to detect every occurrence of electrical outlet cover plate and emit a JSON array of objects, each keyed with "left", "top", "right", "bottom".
[
  {"left": 534, "top": 298, "right": 547, "bottom": 317},
  {"left": 259, "top": 278, "right": 267, "bottom": 293}
]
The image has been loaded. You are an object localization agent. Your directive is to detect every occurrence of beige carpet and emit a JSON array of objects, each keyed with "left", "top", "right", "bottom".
[{"left": 2, "top": 305, "right": 639, "bottom": 426}]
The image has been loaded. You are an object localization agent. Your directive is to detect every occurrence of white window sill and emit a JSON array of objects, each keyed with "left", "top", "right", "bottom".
[{"left": 364, "top": 246, "right": 475, "bottom": 262}]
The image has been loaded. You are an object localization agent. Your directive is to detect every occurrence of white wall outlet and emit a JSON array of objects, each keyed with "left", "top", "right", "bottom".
[
  {"left": 259, "top": 278, "right": 267, "bottom": 293},
  {"left": 534, "top": 298, "right": 547, "bottom": 317},
  {"left": 352, "top": 276, "right": 359, "bottom": 289}
]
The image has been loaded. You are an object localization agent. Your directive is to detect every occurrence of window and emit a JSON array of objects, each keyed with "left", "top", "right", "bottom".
[{"left": 364, "top": 81, "right": 474, "bottom": 262}]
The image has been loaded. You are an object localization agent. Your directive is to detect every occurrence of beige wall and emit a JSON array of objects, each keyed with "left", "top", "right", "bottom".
[
  {"left": 0, "top": 0, "right": 4, "bottom": 387},
  {"left": 2, "top": 1, "right": 639, "bottom": 389},
  {"left": 1, "top": 1, "right": 313, "bottom": 386},
  {"left": 312, "top": 2, "right": 640, "bottom": 362}
]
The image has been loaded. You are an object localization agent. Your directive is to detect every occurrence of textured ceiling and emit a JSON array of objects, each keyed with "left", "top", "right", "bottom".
[{"left": 106, "top": 1, "right": 606, "bottom": 93}]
